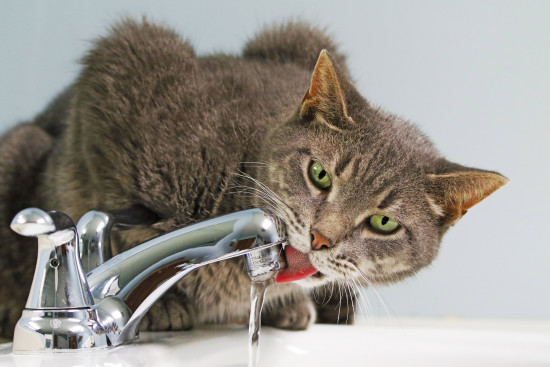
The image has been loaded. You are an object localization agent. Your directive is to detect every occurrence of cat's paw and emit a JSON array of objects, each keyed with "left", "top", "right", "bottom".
[
  {"left": 139, "top": 292, "right": 195, "bottom": 331},
  {"left": 262, "top": 297, "right": 316, "bottom": 330}
]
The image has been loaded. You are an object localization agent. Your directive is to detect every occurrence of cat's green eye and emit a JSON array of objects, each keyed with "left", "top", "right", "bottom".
[
  {"left": 308, "top": 162, "right": 332, "bottom": 190},
  {"left": 368, "top": 215, "right": 399, "bottom": 234}
]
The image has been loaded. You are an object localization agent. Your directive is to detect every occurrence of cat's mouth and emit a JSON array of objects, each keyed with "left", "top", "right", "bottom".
[{"left": 275, "top": 245, "right": 318, "bottom": 283}]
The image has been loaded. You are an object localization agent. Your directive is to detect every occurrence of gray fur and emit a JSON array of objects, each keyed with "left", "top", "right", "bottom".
[{"left": 0, "top": 19, "right": 506, "bottom": 338}]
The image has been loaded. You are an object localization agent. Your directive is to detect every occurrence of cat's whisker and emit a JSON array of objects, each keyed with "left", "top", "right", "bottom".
[
  {"left": 329, "top": 282, "right": 336, "bottom": 306},
  {"left": 352, "top": 272, "right": 373, "bottom": 324},
  {"left": 229, "top": 179, "right": 291, "bottom": 221},
  {"left": 311, "top": 287, "right": 320, "bottom": 304},
  {"left": 228, "top": 192, "right": 286, "bottom": 222},
  {"left": 350, "top": 264, "right": 393, "bottom": 321},
  {"left": 228, "top": 185, "right": 282, "bottom": 209},
  {"left": 318, "top": 282, "right": 335, "bottom": 308},
  {"left": 344, "top": 268, "right": 370, "bottom": 325},
  {"left": 234, "top": 171, "right": 289, "bottom": 210},
  {"left": 349, "top": 270, "right": 373, "bottom": 326},
  {"left": 325, "top": 282, "right": 334, "bottom": 307},
  {"left": 239, "top": 161, "right": 268, "bottom": 167},
  {"left": 342, "top": 280, "right": 349, "bottom": 324},
  {"left": 227, "top": 186, "right": 288, "bottom": 221},
  {"left": 311, "top": 286, "right": 323, "bottom": 305},
  {"left": 336, "top": 281, "right": 344, "bottom": 325},
  {"left": 231, "top": 181, "right": 308, "bottom": 234},
  {"left": 345, "top": 271, "right": 369, "bottom": 319},
  {"left": 241, "top": 184, "right": 307, "bottom": 233},
  {"left": 344, "top": 281, "right": 353, "bottom": 324}
]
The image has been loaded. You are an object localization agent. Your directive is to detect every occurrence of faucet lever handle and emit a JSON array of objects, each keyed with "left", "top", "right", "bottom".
[
  {"left": 11, "top": 207, "right": 56, "bottom": 237},
  {"left": 77, "top": 206, "right": 159, "bottom": 273},
  {"left": 11, "top": 208, "right": 94, "bottom": 309},
  {"left": 77, "top": 211, "right": 114, "bottom": 273}
]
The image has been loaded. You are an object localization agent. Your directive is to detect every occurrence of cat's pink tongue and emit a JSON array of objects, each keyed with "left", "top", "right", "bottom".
[{"left": 275, "top": 245, "right": 317, "bottom": 283}]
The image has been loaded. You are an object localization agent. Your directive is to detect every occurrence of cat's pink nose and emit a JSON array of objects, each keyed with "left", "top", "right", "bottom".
[{"left": 311, "top": 230, "right": 333, "bottom": 251}]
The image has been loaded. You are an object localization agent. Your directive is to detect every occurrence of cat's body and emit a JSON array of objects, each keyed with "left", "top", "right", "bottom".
[{"left": 0, "top": 20, "right": 506, "bottom": 337}]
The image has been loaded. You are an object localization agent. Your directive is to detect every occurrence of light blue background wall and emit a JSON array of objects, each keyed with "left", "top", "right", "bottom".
[{"left": 1, "top": 1, "right": 549, "bottom": 321}]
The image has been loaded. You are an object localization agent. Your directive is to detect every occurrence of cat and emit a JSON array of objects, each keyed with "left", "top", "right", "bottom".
[{"left": 0, "top": 19, "right": 507, "bottom": 338}]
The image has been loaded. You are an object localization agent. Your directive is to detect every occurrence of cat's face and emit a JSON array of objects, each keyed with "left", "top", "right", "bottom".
[
  {"left": 256, "top": 51, "right": 507, "bottom": 288},
  {"left": 261, "top": 127, "right": 439, "bottom": 288}
]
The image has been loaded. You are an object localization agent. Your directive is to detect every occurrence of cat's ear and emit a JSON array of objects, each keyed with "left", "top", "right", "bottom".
[
  {"left": 300, "top": 50, "right": 352, "bottom": 130},
  {"left": 425, "top": 164, "right": 508, "bottom": 227}
]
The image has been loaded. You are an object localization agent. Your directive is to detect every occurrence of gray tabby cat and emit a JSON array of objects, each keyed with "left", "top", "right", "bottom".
[{"left": 0, "top": 19, "right": 507, "bottom": 337}]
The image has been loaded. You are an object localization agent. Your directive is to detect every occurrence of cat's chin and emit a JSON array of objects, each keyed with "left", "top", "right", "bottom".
[{"left": 293, "top": 271, "right": 329, "bottom": 288}]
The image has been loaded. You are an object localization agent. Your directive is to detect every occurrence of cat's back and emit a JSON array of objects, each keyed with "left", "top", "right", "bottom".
[
  {"left": 41, "top": 19, "right": 344, "bottom": 154},
  {"left": 73, "top": 19, "right": 311, "bottom": 157}
]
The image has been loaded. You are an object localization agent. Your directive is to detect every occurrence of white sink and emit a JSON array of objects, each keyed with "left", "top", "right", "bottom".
[{"left": 1, "top": 320, "right": 549, "bottom": 366}]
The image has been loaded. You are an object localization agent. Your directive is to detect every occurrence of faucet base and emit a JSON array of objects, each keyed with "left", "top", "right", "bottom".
[{"left": 13, "top": 309, "right": 109, "bottom": 353}]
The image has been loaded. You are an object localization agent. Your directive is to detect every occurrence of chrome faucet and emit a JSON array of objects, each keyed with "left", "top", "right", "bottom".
[{"left": 10, "top": 208, "right": 286, "bottom": 352}]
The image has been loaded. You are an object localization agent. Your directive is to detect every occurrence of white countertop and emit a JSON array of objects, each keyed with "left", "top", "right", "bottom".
[{"left": 1, "top": 318, "right": 549, "bottom": 367}]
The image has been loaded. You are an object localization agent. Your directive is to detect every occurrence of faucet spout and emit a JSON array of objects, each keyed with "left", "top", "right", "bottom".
[
  {"left": 11, "top": 208, "right": 286, "bottom": 352},
  {"left": 87, "top": 209, "right": 284, "bottom": 344}
]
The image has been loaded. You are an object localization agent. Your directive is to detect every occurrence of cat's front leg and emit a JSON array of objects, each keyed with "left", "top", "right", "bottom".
[
  {"left": 261, "top": 292, "right": 316, "bottom": 330},
  {"left": 139, "top": 289, "right": 196, "bottom": 331}
]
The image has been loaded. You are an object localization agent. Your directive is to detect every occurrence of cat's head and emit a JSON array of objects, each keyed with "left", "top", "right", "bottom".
[{"left": 257, "top": 50, "right": 507, "bottom": 288}]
